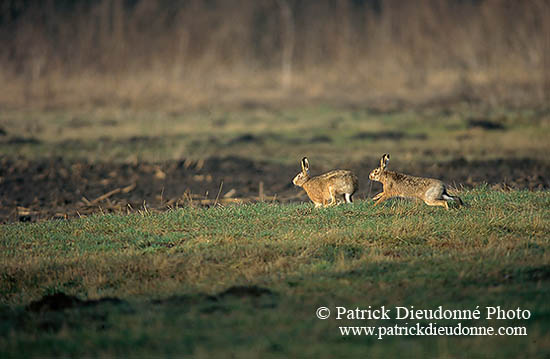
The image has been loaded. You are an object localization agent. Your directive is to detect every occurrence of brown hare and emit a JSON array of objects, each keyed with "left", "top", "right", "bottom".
[
  {"left": 292, "top": 157, "right": 358, "bottom": 208},
  {"left": 369, "top": 154, "right": 463, "bottom": 209}
]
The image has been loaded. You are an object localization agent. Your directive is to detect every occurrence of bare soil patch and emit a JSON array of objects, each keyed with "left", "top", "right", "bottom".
[{"left": 1, "top": 156, "right": 548, "bottom": 223}]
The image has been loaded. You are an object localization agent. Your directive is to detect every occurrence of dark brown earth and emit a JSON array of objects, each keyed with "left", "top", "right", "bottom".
[
  {"left": 15, "top": 285, "right": 275, "bottom": 334},
  {"left": 1, "top": 156, "right": 549, "bottom": 223}
]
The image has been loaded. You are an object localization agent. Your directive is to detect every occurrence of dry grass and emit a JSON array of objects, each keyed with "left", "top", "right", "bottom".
[{"left": 1, "top": 1, "right": 550, "bottom": 109}]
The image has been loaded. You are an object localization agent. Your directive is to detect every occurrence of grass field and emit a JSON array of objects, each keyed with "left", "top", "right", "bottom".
[
  {"left": 2, "top": 104, "right": 550, "bottom": 222},
  {"left": 1, "top": 188, "right": 549, "bottom": 357},
  {"left": 3, "top": 2, "right": 550, "bottom": 356},
  {"left": 1, "top": 102, "right": 549, "bottom": 357},
  {"left": 2, "top": 105, "right": 549, "bottom": 164}
]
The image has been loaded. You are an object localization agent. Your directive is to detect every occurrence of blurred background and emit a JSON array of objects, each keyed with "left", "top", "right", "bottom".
[
  {"left": 1, "top": 0, "right": 550, "bottom": 108},
  {"left": 1, "top": 0, "right": 550, "bottom": 222}
]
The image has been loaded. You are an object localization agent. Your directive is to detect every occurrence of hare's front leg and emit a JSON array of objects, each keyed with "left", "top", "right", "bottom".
[
  {"left": 372, "top": 192, "right": 384, "bottom": 201},
  {"left": 373, "top": 194, "right": 388, "bottom": 206}
]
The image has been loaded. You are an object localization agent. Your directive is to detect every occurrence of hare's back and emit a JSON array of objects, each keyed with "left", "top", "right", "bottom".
[
  {"left": 390, "top": 172, "right": 443, "bottom": 194},
  {"left": 320, "top": 170, "right": 358, "bottom": 191},
  {"left": 318, "top": 169, "right": 355, "bottom": 181}
]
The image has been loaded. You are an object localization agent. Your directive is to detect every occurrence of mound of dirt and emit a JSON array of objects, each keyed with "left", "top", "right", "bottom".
[
  {"left": 26, "top": 292, "right": 124, "bottom": 312},
  {"left": 217, "top": 285, "right": 274, "bottom": 298}
]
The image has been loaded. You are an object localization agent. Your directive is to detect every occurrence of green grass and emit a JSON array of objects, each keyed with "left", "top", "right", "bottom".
[
  {"left": 1, "top": 188, "right": 549, "bottom": 357},
  {"left": 2, "top": 105, "right": 549, "bottom": 164}
]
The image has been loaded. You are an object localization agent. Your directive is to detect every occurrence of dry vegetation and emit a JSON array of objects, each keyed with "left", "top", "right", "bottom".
[{"left": 1, "top": 0, "right": 550, "bottom": 109}]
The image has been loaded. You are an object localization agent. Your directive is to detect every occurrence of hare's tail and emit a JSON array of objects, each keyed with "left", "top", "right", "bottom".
[{"left": 442, "top": 192, "right": 465, "bottom": 207}]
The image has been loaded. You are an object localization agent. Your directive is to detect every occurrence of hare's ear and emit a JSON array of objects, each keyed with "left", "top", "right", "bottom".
[
  {"left": 301, "top": 157, "right": 310, "bottom": 173},
  {"left": 380, "top": 154, "right": 390, "bottom": 169}
]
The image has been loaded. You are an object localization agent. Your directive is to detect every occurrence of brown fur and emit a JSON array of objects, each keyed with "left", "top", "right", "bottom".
[
  {"left": 369, "top": 154, "right": 463, "bottom": 210},
  {"left": 293, "top": 158, "right": 358, "bottom": 208}
]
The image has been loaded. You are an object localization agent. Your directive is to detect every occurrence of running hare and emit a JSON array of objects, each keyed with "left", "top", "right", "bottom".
[
  {"left": 292, "top": 157, "right": 358, "bottom": 208},
  {"left": 369, "top": 154, "right": 463, "bottom": 209}
]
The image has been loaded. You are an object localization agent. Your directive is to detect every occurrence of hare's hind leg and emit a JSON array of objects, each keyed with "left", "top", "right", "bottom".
[
  {"left": 425, "top": 185, "right": 450, "bottom": 209},
  {"left": 425, "top": 199, "right": 449, "bottom": 210},
  {"left": 326, "top": 186, "right": 338, "bottom": 207},
  {"left": 443, "top": 193, "right": 464, "bottom": 207}
]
